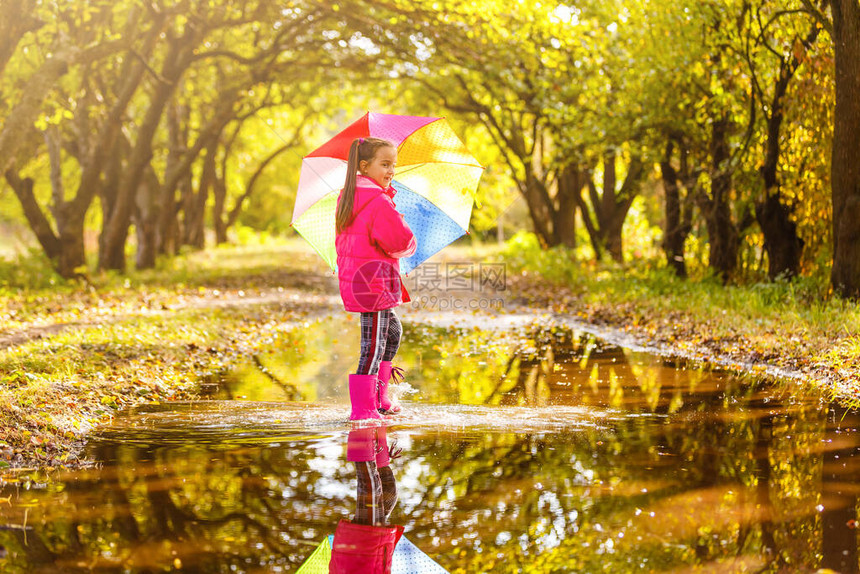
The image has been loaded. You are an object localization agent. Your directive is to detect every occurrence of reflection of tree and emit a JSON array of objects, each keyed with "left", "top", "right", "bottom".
[
  {"left": 388, "top": 324, "right": 838, "bottom": 572},
  {"left": 821, "top": 407, "right": 860, "bottom": 573},
  {"left": 0, "top": 437, "right": 358, "bottom": 572},
  {"left": 203, "top": 317, "right": 356, "bottom": 402}
]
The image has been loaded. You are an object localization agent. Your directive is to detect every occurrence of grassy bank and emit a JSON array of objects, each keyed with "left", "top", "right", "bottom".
[
  {"left": 498, "top": 232, "right": 860, "bottom": 405},
  {"left": 0, "top": 240, "right": 338, "bottom": 469}
]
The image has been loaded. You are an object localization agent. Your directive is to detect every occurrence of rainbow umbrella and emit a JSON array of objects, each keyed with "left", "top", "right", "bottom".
[{"left": 291, "top": 112, "right": 483, "bottom": 274}]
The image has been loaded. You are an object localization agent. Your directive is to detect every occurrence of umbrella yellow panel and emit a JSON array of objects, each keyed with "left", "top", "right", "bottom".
[
  {"left": 397, "top": 119, "right": 483, "bottom": 169},
  {"left": 295, "top": 536, "right": 332, "bottom": 573}
]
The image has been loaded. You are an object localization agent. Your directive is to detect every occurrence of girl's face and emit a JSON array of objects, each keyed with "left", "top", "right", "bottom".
[{"left": 360, "top": 146, "right": 397, "bottom": 188}]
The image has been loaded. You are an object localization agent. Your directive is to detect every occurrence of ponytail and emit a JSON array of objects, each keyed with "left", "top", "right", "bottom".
[
  {"left": 335, "top": 137, "right": 395, "bottom": 234},
  {"left": 336, "top": 139, "right": 361, "bottom": 234}
]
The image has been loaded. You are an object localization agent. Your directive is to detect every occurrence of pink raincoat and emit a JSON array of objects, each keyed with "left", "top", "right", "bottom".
[
  {"left": 336, "top": 175, "right": 416, "bottom": 312},
  {"left": 330, "top": 520, "right": 405, "bottom": 574}
]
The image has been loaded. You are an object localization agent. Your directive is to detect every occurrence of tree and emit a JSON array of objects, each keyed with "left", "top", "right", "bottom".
[
  {"left": 2, "top": 2, "right": 145, "bottom": 277},
  {"left": 827, "top": 0, "right": 860, "bottom": 298},
  {"left": 731, "top": 2, "right": 821, "bottom": 280},
  {"left": 575, "top": 151, "right": 645, "bottom": 262},
  {"left": 658, "top": 141, "right": 699, "bottom": 277},
  {"left": 415, "top": 4, "right": 585, "bottom": 250},
  {"left": 97, "top": 9, "right": 207, "bottom": 272}
]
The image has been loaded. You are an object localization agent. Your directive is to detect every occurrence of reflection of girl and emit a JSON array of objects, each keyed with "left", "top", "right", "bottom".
[
  {"left": 330, "top": 426, "right": 403, "bottom": 573},
  {"left": 335, "top": 137, "right": 416, "bottom": 421},
  {"left": 349, "top": 426, "right": 400, "bottom": 525}
]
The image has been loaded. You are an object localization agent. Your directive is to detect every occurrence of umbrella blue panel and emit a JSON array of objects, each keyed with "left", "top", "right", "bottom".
[
  {"left": 392, "top": 181, "right": 466, "bottom": 275},
  {"left": 391, "top": 536, "right": 449, "bottom": 573}
]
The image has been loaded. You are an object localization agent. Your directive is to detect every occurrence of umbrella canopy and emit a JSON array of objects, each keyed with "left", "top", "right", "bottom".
[{"left": 291, "top": 112, "right": 483, "bottom": 274}]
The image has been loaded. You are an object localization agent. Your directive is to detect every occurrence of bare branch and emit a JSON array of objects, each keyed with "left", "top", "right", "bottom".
[{"left": 799, "top": 0, "right": 833, "bottom": 35}]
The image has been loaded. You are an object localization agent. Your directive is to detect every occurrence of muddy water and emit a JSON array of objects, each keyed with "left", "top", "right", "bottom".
[{"left": 1, "top": 316, "right": 860, "bottom": 573}]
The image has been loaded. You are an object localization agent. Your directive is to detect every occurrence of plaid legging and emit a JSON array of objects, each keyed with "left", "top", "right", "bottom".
[
  {"left": 354, "top": 461, "right": 398, "bottom": 525},
  {"left": 356, "top": 309, "right": 402, "bottom": 375}
]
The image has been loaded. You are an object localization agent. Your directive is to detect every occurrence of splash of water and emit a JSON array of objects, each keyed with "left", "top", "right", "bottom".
[{"left": 96, "top": 400, "right": 610, "bottom": 446}]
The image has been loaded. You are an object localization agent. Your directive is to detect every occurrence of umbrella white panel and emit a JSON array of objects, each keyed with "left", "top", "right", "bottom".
[
  {"left": 292, "top": 191, "right": 338, "bottom": 270},
  {"left": 292, "top": 157, "right": 347, "bottom": 223}
]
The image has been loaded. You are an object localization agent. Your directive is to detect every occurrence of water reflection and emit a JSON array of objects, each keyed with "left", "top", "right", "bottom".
[{"left": 0, "top": 322, "right": 859, "bottom": 572}]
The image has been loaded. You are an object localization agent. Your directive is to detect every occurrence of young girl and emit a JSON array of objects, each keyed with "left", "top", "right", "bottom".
[{"left": 336, "top": 137, "right": 416, "bottom": 420}]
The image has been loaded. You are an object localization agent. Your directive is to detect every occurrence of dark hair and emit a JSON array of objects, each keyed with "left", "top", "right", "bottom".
[{"left": 336, "top": 137, "right": 395, "bottom": 234}]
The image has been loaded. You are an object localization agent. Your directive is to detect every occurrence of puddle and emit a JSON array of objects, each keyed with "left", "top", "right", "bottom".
[{"left": 1, "top": 316, "right": 859, "bottom": 573}]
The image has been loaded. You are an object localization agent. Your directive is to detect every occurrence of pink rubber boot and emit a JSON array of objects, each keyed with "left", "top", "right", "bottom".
[
  {"left": 376, "top": 361, "right": 402, "bottom": 415},
  {"left": 375, "top": 425, "right": 390, "bottom": 468},
  {"left": 347, "top": 427, "right": 377, "bottom": 462},
  {"left": 349, "top": 374, "right": 382, "bottom": 420}
]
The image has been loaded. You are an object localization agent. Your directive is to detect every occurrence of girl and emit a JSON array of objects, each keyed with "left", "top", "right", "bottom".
[{"left": 336, "top": 137, "right": 416, "bottom": 420}]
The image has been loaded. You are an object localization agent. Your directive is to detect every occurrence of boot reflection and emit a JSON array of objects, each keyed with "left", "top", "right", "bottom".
[{"left": 330, "top": 425, "right": 404, "bottom": 573}]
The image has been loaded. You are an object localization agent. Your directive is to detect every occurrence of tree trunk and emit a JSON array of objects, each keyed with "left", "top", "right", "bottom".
[
  {"left": 701, "top": 116, "right": 739, "bottom": 282},
  {"left": 212, "top": 127, "right": 237, "bottom": 245},
  {"left": 660, "top": 143, "right": 688, "bottom": 277},
  {"left": 3, "top": 170, "right": 62, "bottom": 263},
  {"left": 755, "top": 193, "right": 803, "bottom": 280},
  {"left": 53, "top": 208, "right": 88, "bottom": 279},
  {"left": 755, "top": 54, "right": 806, "bottom": 281},
  {"left": 134, "top": 167, "right": 163, "bottom": 269},
  {"left": 830, "top": 0, "right": 860, "bottom": 298},
  {"left": 159, "top": 86, "right": 239, "bottom": 252},
  {"left": 99, "top": 30, "right": 199, "bottom": 271},
  {"left": 99, "top": 220, "right": 130, "bottom": 271},
  {"left": 213, "top": 173, "right": 228, "bottom": 244},
  {"left": 183, "top": 140, "right": 216, "bottom": 249},
  {"left": 156, "top": 98, "right": 187, "bottom": 257},
  {"left": 601, "top": 150, "right": 619, "bottom": 260},
  {"left": 578, "top": 152, "right": 643, "bottom": 262},
  {"left": 97, "top": 136, "right": 126, "bottom": 272},
  {"left": 522, "top": 170, "right": 558, "bottom": 248},
  {"left": 135, "top": 212, "right": 157, "bottom": 270},
  {"left": 5, "top": 168, "right": 89, "bottom": 280},
  {"left": 575, "top": 179, "right": 603, "bottom": 260},
  {"left": 553, "top": 164, "right": 583, "bottom": 250}
]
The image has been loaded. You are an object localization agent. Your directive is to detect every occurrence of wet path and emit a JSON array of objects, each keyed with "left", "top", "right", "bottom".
[{"left": 2, "top": 316, "right": 860, "bottom": 573}]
